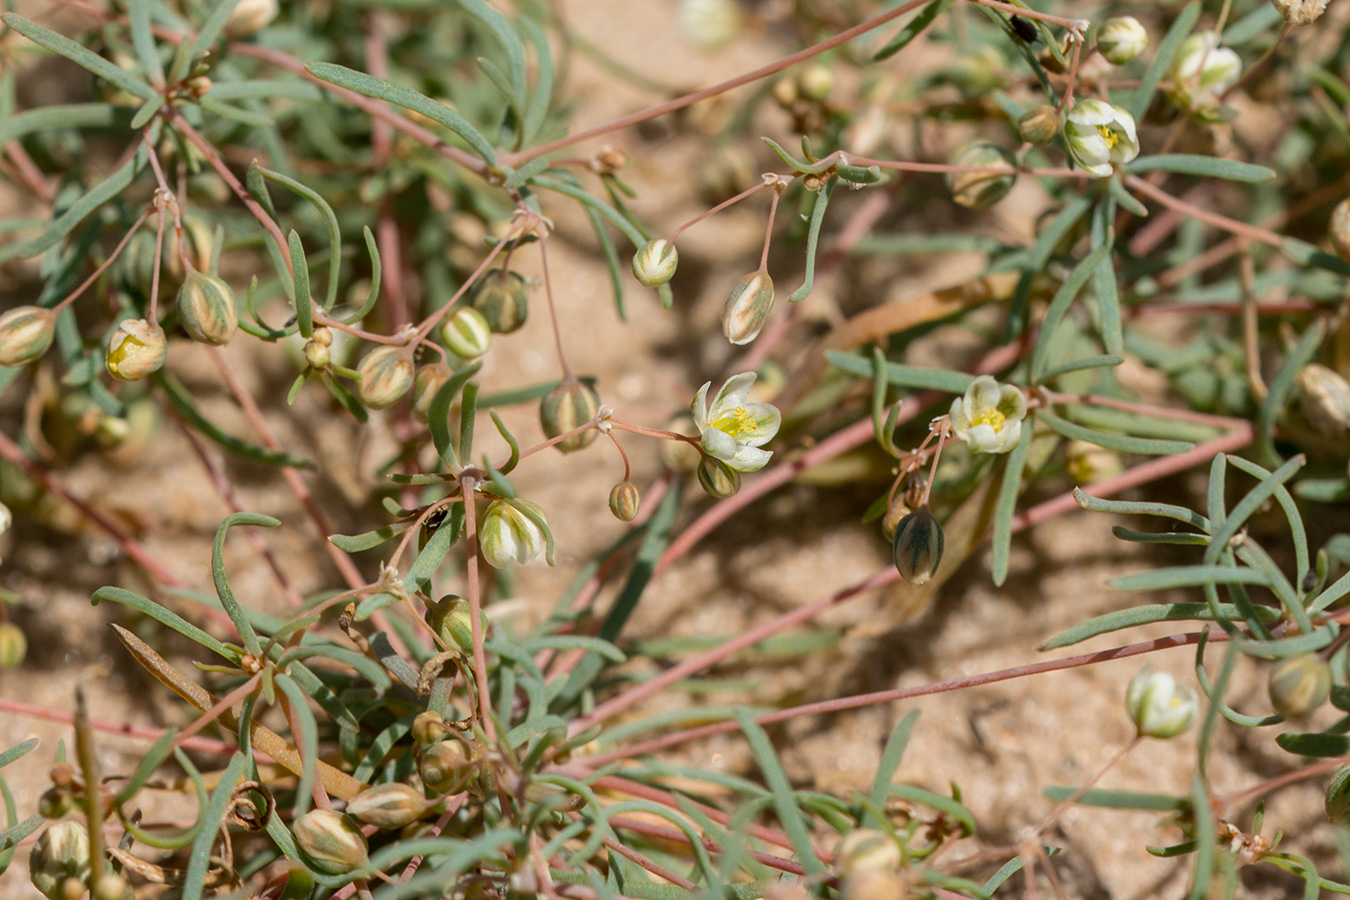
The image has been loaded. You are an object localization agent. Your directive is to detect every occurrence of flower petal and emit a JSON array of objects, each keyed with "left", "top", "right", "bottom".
[
  {"left": 726, "top": 445, "right": 773, "bottom": 471},
  {"left": 965, "top": 375, "right": 1002, "bottom": 411},
  {"left": 691, "top": 381, "right": 712, "bottom": 428},
  {"left": 701, "top": 426, "right": 738, "bottom": 461},
  {"left": 733, "top": 402, "right": 782, "bottom": 447},
  {"left": 709, "top": 372, "right": 757, "bottom": 417},
  {"left": 996, "top": 385, "right": 1027, "bottom": 420},
  {"left": 963, "top": 423, "right": 1002, "bottom": 453}
]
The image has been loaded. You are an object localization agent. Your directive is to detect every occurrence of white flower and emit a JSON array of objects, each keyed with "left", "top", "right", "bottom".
[
  {"left": 0, "top": 501, "right": 10, "bottom": 539},
  {"left": 1063, "top": 99, "right": 1139, "bottom": 177},
  {"left": 1097, "top": 16, "right": 1148, "bottom": 65},
  {"left": 1125, "top": 667, "right": 1198, "bottom": 739},
  {"left": 1169, "top": 33, "right": 1242, "bottom": 110},
  {"left": 479, "top": 500, "right": 547, "bottom": 568},
  {"left": 691, "top": 372, "right": 781, "bottom": 472},
  {"left": 948, "top": 376, "right": 1027, "bottom": 454}
]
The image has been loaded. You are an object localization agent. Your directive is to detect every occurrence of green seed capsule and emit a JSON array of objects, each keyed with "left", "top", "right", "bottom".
[
  {"left": 425, "top": 594, "right": 486, "bottom": 654},
  {"left": 347, "top": 783, "right": 434, "bottom": 829},
  {"left": 412, "top": 711, "right": 448, "bottom": 746},
  {"left": 176, "top": 271, "right": 238, "bottom": 345},
  {"left": 609, "top": 481, "right": 641, "bottom": 521},
  {"left": 0, "top": 306, "right": 56, "bottom": 367},
  {"left": 540, "top": 379, "right": 601, "bottom": 452},
  {"left": 356, "top": 345, "right": 415, "bottom": 410},
  {"left": 697, "top": 456, "right": 741, "bottom": 499},
  {"left": 892, "top": 505, "right": 944, "bottom": 585},
  {"left": 294, "top": 809, "right": 369, "bottom": 876},
  {"left": 1017, "top": 105, "right": 1060, "bottom": 145},
  {"left": 1268, "top": 653, "right": 1331, "bottom": 719},
  {"left": 411, "top": 362, "right": 453, "bottom": 423},
  {"left": 632, "top": 239, "right": 679, "bottom": 288},
  {"left": 0, "top": 622, "right": 26, "bottom": 668},
  {"left": 722, "top": 270, "right": 775, "bottom": 346},
  {"left": 419, "top": 738, "right": 477, "bottom": 794},
  {"left": 470, "top": 270, "right": 530, "bottom": 334},
  {"left": 440, "top": 306, "right": 492, "bottom": 360},
  {"left": 946, "top": 142, "right": 1016, "bottom": 209},
  {"left": 835, "top": 828, "right": 902, "bottom": 875}
]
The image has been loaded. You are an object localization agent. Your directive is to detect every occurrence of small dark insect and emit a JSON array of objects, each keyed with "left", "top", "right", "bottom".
[
  {"left": 424, "top": 506, "right": 449, "bottom": 531},
  {"left": 1010, "top": 15, "right": 1041, "bottom": 43}
]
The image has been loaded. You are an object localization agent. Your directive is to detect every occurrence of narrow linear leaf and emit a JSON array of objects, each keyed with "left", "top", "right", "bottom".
[
  {"left": 788, "top": 177, "right": 835, "bottom": 303},
  {"left": 189, "top": 0, "right": 244, "bottom": 64},
  {"left": 159, "top": 373, "right": 313, "bottom": 468},
  {"left": 1039, "top": 602, "right": 1278, "bottom": 650},
  {"left": 128, "top": 0, "right": 164, "bottom": 86},
  {"left": 736, "top": 711, "right": 828, "bottom": 876},
  {"left": 329, "top": 522, "right": 411, "bottom": 553},
  {"left": 1, "top": 14, "right": 156, "bottom": 101},
  {"left": 868, "top": 711, "right": 920, "bottom": 816},
  {"left": 1125, "top": 155, "right": 1275, "bottom": 183},
  {"left": 828, "top": 352, "right": 976, "bottom": 393},
  {"left": 1130, "top": 2, "right": 1200, "bottom": 121},
  {"left": 991, "top": 422, "right": 1034, "bottom": 586},
  {"left": 1039, "top": 408, "right": 1193, "bottom": 455},
  {"left": 1042, "top": 786, "right": 1188, "bottom": 810},
  {"left": 212, "top": 513, "right": 277, "bottom": 659},
  {"left": 1031, "top": 235, "right": 1114, "bottom": 381},
  {"left": 288, "top": 231, "right": 313, "bottom": 337},
  {"left": 0, "top": 150, "right": 143, "bottom": 265},
  {"left": 0, "top": 738, "right": 38, "bottom": 771},
  {"left": 874, "top": 0, "right": 957, "bottom": 60},
  {"left": 1108, "top": 564, "right": 1269, "bottom": 591},
  {"left": 182, "top": 752, "right": 246, "bottom": 900}
]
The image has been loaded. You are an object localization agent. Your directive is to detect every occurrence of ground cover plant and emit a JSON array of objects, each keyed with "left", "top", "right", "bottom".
[{"left": 4, "top": 0, "right": 1350, "bottom": 896}]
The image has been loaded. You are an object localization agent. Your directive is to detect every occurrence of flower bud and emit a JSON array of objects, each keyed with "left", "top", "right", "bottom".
[
  {"left": 880, "top": 501, "right": 911, "bottom": 544},
  {"left": 1017, "top": 104, "right": 1060, "bottom": 145},
  {"left": 0, "top": 306, "right": 56, "bottom": 367},
  {"left": 175, "top": 271, "right": 238, "bottom": 345},
  {"left": 29, "top": 821, "right": 91, "bottom": 900},
  {"left": 678, "top": 0, "right": 743, "bottom": 50},
  {"left": 420, "top": 738, "right": 477, "bottom": 794},
  {"left": 1065, "top": 440, "right": 1123, "bottom": 485},
  {"left": 1268, "top": 653, "right": 1331, "bottom": 719},
  {"left": 946, "top": 142, "right": 1016, "bottom": 209},
  {"left": 412, "top": 711, "right": 448, "bottom": 745},
  {"left": 722, "top": 270, "right": 774, "bottom": 346},
  {"left": 470, "top": 270, "right": 530, "bottom": 334},
  {"left": 540, "top": 379, "right": 600, "bottom": 452},
  {"left": 440, "top": 306, "right": 492, "bottom": 361},
  {"left": 1273, "top": 0, "right": 1328, "bottom": 26},
  {"left": 411, "top": 362, "right": 454, "bottom": 424},
  {"left": 91, "top": 873, "right": 133, "bottom": 900},
  {"left": 1169, "top": 33, "right": 1242, "bottom": 113},
  {"left": 347, "top": 783, "right": 435, "bottom": 829},
  {"left": 106, "top": 318, "right": 168, "bottom": 381},
  {"left": 1125, "top": 666, "right": 1197, "bottom": 739},
  {"left": 891, "top": 505, "right": 944, "bottom": 586},
  {"left": 632, "top": 239, "right": 679, "bottom": 288},
  {"left": 224, "top": 0, "right": 278, "bottom": 37},
  {"left": 304, "top": 326, "right": 333, "bottom": 370},
  {"left": 697, "top": 455, "right": 741, "bottom": 498},
  {"left": 38, "top": 787, "right": 72, "bottom": 818},
  {"left": 835, "top": 829, "right": 902, "bottom": 875},
  {"left": 294, "top": 809, "right": 369, "bottom": 876},
  {"left": 480, "top": 499, "right": 548, "bottom": 568},
  {"left": 1331, "top": 198, "right": 1350, "bottom": 262},
  {"left": 798, "top": 63, "right": 834, "bottom": 102},
  {"left": 0, "top": 499, "right": 9, "bottom": 538},
  {"left": 1097, "top": 16, "right": 1149, "bottom": 65},
  {"left": 842, "top": 869, "right": 905, "bottom": 900},
  {"left": 609, "top": 481, "right": 641, "bottom": 521},
  {"left": 772, "top": 76, "right": 798, "bottom": 108},
  {"left": 1327, "top": 764, "right": 1350, "bottom": 824},
  {"left": 0, "top": 622, "right": 26, "bottom": 668},
  {"left": 425, "top": 594, "right": 486, "bottom": 654},
  {"left": 1297, "top": 364, "right": 1350, "bottom": 435},
  {"left": 356, "top": 345, "right": 415, "bottom": 410}
]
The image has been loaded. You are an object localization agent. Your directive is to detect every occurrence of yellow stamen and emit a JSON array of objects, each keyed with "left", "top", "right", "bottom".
[
  {"left": 712, "top": 406, "right": 756, "bottom": 437},
  {"left": 970, "top": 408, "right": 1005, "bottom": 430},
  {"left": 1096, "top": 125, "right": 1120, "bottom": 147}
]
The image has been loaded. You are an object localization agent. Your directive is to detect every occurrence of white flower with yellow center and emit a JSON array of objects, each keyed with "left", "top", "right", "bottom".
[
  {"left": 1063, "top": 99, "right": 1139, "bottom": 177},
  {"left": 1125, "top": 666, "right": 1198, "bottom": 739},
  {"left": 949, "top": 376, "right": 1027, "bottom": 454},
  {"left": 692, "top": 372, "right": 781, "bottom": 472},
  {"left": 1168, "top": 32, "right": 1242, "bottom": 112}
]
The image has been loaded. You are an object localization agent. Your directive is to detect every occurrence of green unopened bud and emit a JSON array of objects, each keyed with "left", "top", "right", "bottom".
[
  {"left": 1097, "top": 16, "right": 1148, "bottom": 65},
  {"left": 106, "top": 318, "right": 168, "bottom": 381},
  {"left": 609, "top": 481, "right": 641, "bottom": 521},
  {"left": 0, "top": 622, "right": 26, "bottom": 668},
  {"left": 176, "top": 271, "right": 238, "bottom": 345},
  {"left": 540, "top": 379, "right": 600, "bottom": 452},
  {"left": 304, "top": 326, "right": 333, "bottom": 370},
  {"left": 38, "top": 787, "right": 71, "bottom": 818},
  {"left": 946, "top": 142, "right": 1016, "bottom": 209},
  {"left": 440, "top": 306, "right": 492, "bottom": 360},
  {"left": 294, "top": 809, "right": 369, "bottom": 876},
  {"left": 880, "top": 501, "right": 911, "bottom": 544},
  {"left": 798, "top": 63, "right": 834, "bottom": 102},
  {"left": 0, "top": 306, "right": 56, "bottom": 367},
  {"left": 426, "top": 594, "right": 486, "bottom": 654},
  {"left": 1017, "top": 104, "right": 1060, "bottom": 145},
  {"left": 722, "top": 269, "right": 775, "bottom": 346},
  {"left": 697, "top": 455, "right": 741, "bottom": 498},
  {"left": 1066, "top": 439, "right": 1123, "bottom": 485},
  {"left": 412, "top": 711, "right": 448, "bottom": 745},
  {"left": 835, "top": 829, "right": 902, "bottom": 875},
  {"left": 470, "top": 270, "right": 530, "bottom": 334},
  {"left": 1273, "top": 0, "right": 1328, "bottom": 26},
  {"left": 356, "top": 345, "right": 415, "bottom": 410},
  {"left": 347, "top": 783, "right": 435, "bottom": 829},
  {"left": 1269, "top": 653, "right": 1331, "bottom": 719},
  {"left": 420, "top": 737, "right": 477, "bottom": 794},
  {"left": 480, "top": 500, "right": 548, "bottom": 568},
  {"left": 1331, "top": 199, "right": 1350, "bottom": 262},
  {"left": 224, "top": 0, "right": 278, "bottom": 37},
  {"left": 412, "top": 362, "right": 454, "bottom": 423},
  {"left": 891, "top": 505, "right": 944, "bottom": 585},
  {"left": 1297, "top": 364, "right": 1350, "bottom": 435},
  {"left": 1328, "top": 764, "right": 1350, "bottom": 824},
  {"left": 29, "top": 821, "right": 91, "bottom": 900},
  {"left": 91, "top": 872, "right": 133, "bottom": 900},
  {"left": 632, "top": 239, "right": 679, "bottom": 288},
  {"left": 1125, "top": 666, "right": 1197, "bottom": 739}
]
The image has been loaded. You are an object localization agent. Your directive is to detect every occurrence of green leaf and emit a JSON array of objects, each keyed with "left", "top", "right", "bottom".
[
  {"left": 1107, "top": 564, "right": 1269, "bottom": 591},
  {"left": 1259, "top": 322, "right": 1325, "bottom": 466},
  {"left": 991, "top": 422, "right": 1034, "bottom": 586},
  {"left": 1125, "top": 155, "right": 1275, "bottom": 183},
  {"left": 0, "top": 738, "right": 37, "bottom": 771},
  {"left": 128, "top": 0, "right": 164, "bottom": 86},
  {"left": 0, "top": 103, "right": 134, "bottom": 144},
  {"left": 182, "top": 752, "right": 246, "bottom": 900},
  {"left": 1031, "top": 236, "right": 1114, "bottom": 381},
  {"left": 828, "top": 352, "right": 976, "bottom": 393},
  {"left": 1006, "top": 194, "right": 1091, "bottom": 339},
  {"left": 874, "top": 0, "right": 957, "bottom": 61},
  {"left": 1039, "top": 354, "right": 1124, "bottom": 382},
  {"left": 458, "top": 0, "right": 528, "bottom": 113},
  {"left": 329, "top": 522, "right": 410, "bottom": 552},
  {"left": 275, "top": 674, "right": 319, "bottom": 819},
  {"left": 1090, "top": 199, "right": 1123, "bottom": 355},
  {"left": 1, "top": 14, "right": 156, "bottom": 102},
  {"left": 428, "top": 361, "right": 482, "bottom": 470},
  {"left": 736, "top": 711, "right": 828, "bottom": 876},
  {"left": 867, "top": 711, "right": 920, "bottom": 818},
  {"left": 0, "top": 149, "right": 144, "bottom": 265},
  {"left": 0, "top": 813, "right": 44, "bottom": 855},
  {"left": 1041, "top": 786, "right": 1188, "bottom": 811},
  {"left": 288, "top": 231, "right": 313, "bottom": 337},
  {"left": 212, "top": 513, "right": 277, "bottom": 659},
  {"left": 1275, "top": 732, "right": 1350, "bottom": 756},
  {"left": 788, "top": 178, "right": 836, "bottom": 303},
  {"left": 1075, "top": 488, "right": 1212, "bottom": 532},
  {"left": 1038, "top": 602, "right": 1279, "bottom": 650},
  {"left": 189, "top": 0, "right": 244, "bottom": 66},
  {"left": 159, "top": 373, "right": 313, "bottom": 468},
  {"left": 403, "top": 509, "right": 461, "bottom": 595},
  {"left": 1130, "top": 2, "right": 1200, "bottom": 121},
  {"left": 92, "top": 585, "right": 235, "bottom": 660},
  {"left": 580, "top": 202, "right": 626, "bottom": 321},
  {"left": 1038, "top": 408, "right": 1193, "bottom": 455},
  {"left": 305, "top": 62, "right": 498, "bottom": 165},
  {"left": 890, "top": 784, "right": 976, "bottom": 836},
  {"left": 261, "top": 168, "right": 342, "bottom": 312},
  {"left": 760, "top": 137, "right": 834, "bottom": 174},
  {"left": 520, "top": 18, "right": 554, "bottom": 145}
]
